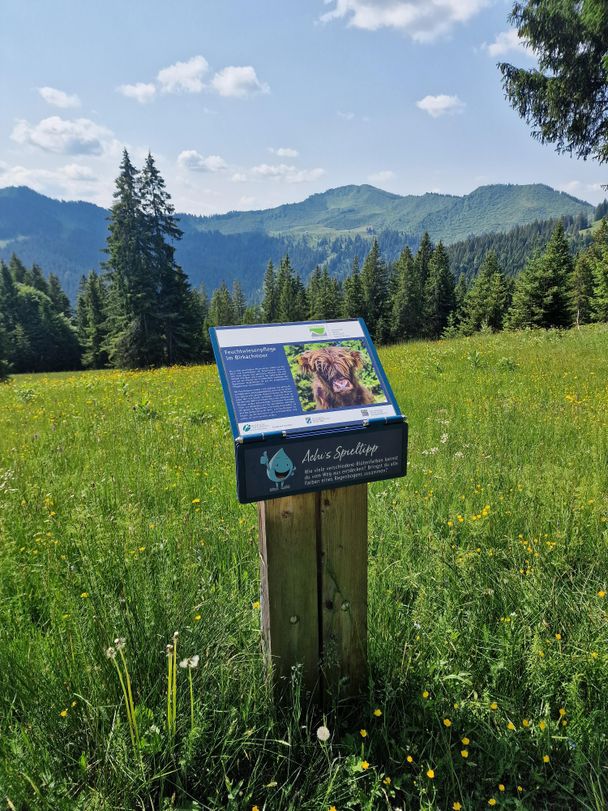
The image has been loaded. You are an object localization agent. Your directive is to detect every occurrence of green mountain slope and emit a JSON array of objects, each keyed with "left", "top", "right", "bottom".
[{"left": 0, "top": 183, "right": 594, "bottom": 299}]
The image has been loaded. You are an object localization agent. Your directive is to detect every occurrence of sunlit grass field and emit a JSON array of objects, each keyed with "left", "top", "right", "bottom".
[{"left": 1, "top": 326, "right": 607, "bottom": 810}]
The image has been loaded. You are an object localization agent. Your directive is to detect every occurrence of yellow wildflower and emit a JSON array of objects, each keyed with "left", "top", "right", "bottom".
[
  {"left": 373, "top": 708, "right": 382, "bottom": 717},
  {"left": 543, "top": 754, "right": 550, "bottom": 763},
  {"left": 361, "top": 760, "right": 369, "bottom": 770},
  {"left": 360, "top": 729, "right": 368, "bottom": 738},
  {"left": 426, "top": 768, "right": 435, "bottom": 779},
  {"left": 59, "top": 708, "right": 68, "bottom": 717},
  {"left": 461, "top": 737, "right": 470, "bottom": 745},
  {"left": 507, "top": 721, "right": 515, "bottom": 731},
  {"left": 460, "top": 749, "right": 469, "bottom": 758},
  {"left": 443, "top": 718, "right": 452, "bottom": 727}
]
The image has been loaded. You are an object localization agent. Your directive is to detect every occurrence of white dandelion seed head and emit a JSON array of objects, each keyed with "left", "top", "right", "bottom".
[
  {"left": 165, "top": 643, "right": 174, "bottom": 656},
  {"left": 173, "top": 630, "right": 179, "bottom": 640},
  {"left": 316, "top": 725, "right": 330, "bottom": 741},
  {"left": 114, "top": 637, "right": 126, "bottom": 650},
  {"left": 179, "top": 658, "right": 189, "bottom": 669},
  {"left": 105, "top": 646, "right": 116, "bottom": 659},
  {"left": 189, "top": 655, "right": 200, "bottom": 669}
]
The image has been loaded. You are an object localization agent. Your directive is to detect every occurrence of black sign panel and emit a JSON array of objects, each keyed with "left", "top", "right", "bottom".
[{"left": 236, "top": 422, "right": 407, "bottom": 503}]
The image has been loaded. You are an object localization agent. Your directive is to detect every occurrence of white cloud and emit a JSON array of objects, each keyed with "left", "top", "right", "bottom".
[
  {"left": 157, "top": 55, "right": 209, "bottom": 94},
  {"left": 177, "top": 150, "right": 227, "bottom": 172},
  {"left": 320, "top": 0, "right": 488, "bottom": 43},
  {"left": 250, "top": 163, "right": 325, "bottom": 183},
  {"left": 483, "top": 28, "right": 534, "bottom": 58},
  {"left": 231, "top": 172, "right": 248, "bottom": 182},
  {"left": 559, "top": 180, "right": 603, "bottom": 197},
  {"left": 37, "top": 86, "right": 81, "bottom": 109},
  {"left": 416, "top": 94, "right": 465, "bottom": 118},
  {"left": 0, "top": 162, "right": 97, "bottom": 196},
  {"left": 117, "top": 82, "right": 157, "bottom": 104},
  {"left": 269, "top": 147, "right": 299, "bottom": 158},
  {"left": 11, "top": 116, "right": 115, "bottom": 155},
  {"left": 239, "top": 195, "right": 256, "bottom": 207},
  {"left": 368, "top": 170, "right": 395, "bottom": 184},
  {"left": 337, "top": 110, "right": 356, "bottom": 120},
  {"left": 211, "top": 66, "right": 270, "bottom": 98}
]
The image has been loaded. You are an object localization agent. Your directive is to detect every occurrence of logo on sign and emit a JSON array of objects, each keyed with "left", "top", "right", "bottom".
[
  {"left": 260, "top": 448, "right": 295, "bottom": 491},
  {"left": 308, "top": 326, "right": 326, "bottom": 336},
  {"left": 242, "top": 424, "right": 251, "bottom": 432}
]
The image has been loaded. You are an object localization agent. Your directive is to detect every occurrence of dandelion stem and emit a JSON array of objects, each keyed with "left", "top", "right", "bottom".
[
  {"left": 172, "top": 635, "right": 178, "bottom": 733},
  {"left": 167, "top": 650, "right": 173, "bottom": 735},
  {"left": 112, "top": 658, "right": 136, "bottom": 750},
  {"left": 118, "top": 647, "right": 139, "bottom": 745},
  {"left": 188, "top": 668, "right": 194, "bottom": 731}
]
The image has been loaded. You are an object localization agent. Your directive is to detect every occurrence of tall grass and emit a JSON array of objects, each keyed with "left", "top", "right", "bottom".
[{"left": 0, "top": 326, "right": 607, "bottom": 809}]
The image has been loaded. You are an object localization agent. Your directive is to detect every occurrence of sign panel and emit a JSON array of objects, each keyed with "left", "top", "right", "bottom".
[
  {"left": 210, "top": 319, "right": 407, "bottom": 503},
  {"left": 237, "top": 422, "right": 407, "bottom": 503}
]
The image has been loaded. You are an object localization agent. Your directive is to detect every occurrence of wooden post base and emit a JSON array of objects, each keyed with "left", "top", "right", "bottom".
[{"left": 258, "top": 484, "right": 368, "bottom": 703}]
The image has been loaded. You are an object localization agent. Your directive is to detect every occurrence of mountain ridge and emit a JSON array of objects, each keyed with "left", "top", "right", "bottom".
[{"left": 0, "top": 183, "right": 594, "bottom": 299}]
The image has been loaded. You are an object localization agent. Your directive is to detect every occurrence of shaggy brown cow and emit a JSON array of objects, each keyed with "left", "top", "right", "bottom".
[{"left": 297, "top": 345, "right": 376, "bottom": 410}]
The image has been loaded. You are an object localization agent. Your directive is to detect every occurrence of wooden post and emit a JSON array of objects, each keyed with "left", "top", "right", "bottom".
[
  {"left": 258, "top": 491, "right": 320, "bottom": 697},
  {"left": 258, "top": 484, "right": 368, "bottom": 703},
  {"left": 319, "top": 484, "right": 368, "bottom": 699}
]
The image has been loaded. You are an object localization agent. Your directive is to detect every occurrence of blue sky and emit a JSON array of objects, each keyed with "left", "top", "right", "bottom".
[{"left": 1, "top": 0, "right": 604, "bottom": 214}]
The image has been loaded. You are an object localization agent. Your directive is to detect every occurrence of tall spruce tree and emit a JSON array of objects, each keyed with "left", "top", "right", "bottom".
[
  {"left": 307, "top": 266, "right": 323, "bottom": 319},
  {"left": 342, "top": 256, "right": 364, "bottom": 318},
  {"left": 361, "top": 239, "right": 388, "bottom": 340},
  {"left": 506, "top": 222, "right": 573, "bottom": 329},
  {"left": 570, "top": 251, "right": 595, "bottom": 326},
  {"left": 589, "top": 218, "right": 608, "bottom": 321},
  {"left": 207, "top": 282, "right": 235, "bottom": 326},
  {"left": 231, "top": 280, "right": 246, "bottom": 325},
  {"left": 140, "top": 152, "right": 200, "bottom": 365},
  {"left": 77, "top": 271, "right": 109, "bottom": 369},
  {"left": 104, "top": 149, "right": 162, "bottom": 368},
  {"left": 423, "top": 242, "right": 456, "bottom": 338},
  {"left": 0, "top": 264, "right": 12, "bottom": 381},
  {"left": 261, "top": 261, "right": 277, "bottom": 322},
  {"left": 48, "top": 273, "right": 71, "bottom": 318},
  {"left": 391, "top": 246, "right": 422, "bottom": 340},
  {"left": 461, "top": 251, "right": 509, "bottom": 333},
  {"left": 276, "top": 255, "right": 301, "bottom": 322}
]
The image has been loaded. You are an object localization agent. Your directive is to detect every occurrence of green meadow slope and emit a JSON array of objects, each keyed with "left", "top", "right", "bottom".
[{"left": 0, "top": 326, "right": 607, "bottom": 809}]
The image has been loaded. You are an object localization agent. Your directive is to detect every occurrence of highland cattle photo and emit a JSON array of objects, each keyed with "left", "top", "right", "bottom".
[{"left": 284, "top": 340, "right": 387, "bottom": 412}]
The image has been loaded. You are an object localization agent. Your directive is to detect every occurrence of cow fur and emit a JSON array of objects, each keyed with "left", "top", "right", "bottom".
[{"left": 297, "top": 346, "right": 375, "bottom": 410}]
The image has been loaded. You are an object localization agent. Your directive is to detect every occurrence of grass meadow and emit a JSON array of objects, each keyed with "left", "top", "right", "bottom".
[{"left": 0, "top": 326, "right": 607, "bottom": 810}]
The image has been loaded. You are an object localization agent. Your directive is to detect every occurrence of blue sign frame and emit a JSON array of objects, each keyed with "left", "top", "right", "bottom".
[{"left": 210, "top": 318, "right": 408, "bottom": 503}]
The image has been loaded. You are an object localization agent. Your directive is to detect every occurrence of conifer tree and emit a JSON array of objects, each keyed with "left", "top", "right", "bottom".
[
  {"left": 423, "top": 242, "right": 455, "bottom": 338},
  {"left": 0, "top": 265, "right": 12, "bottom": 381},
  {"left": 391, "top": 246, "right": 422, "bottom": 340},
  {"left": 140, "top": 152, "right": 200, "bottom": 365},
  {"left": 276, "top": 255, "right": 301, "bottom": 322},
  {"left": 29, "top": 264, "right": 49, "bottom": 295},
  {"left": 307, "top": 266, "right": 323, "bottom": 319},
  {"left": 77, "top": 272, "right": 109, "bottom": 369},
  {"left": 570, "top": 251, "right": 595, "bottom": 326},
  {"left": 261, "top": 261, "right": 277, "bottom": 322},
  {"left": 461, "top": 251, "right": 509, "bottom": 333},
  {"left": 506, "top": 222, "right": 573, "bottom": 329},
  {"left": 231, "top": 280, "right": 246, "bottom": 325},
  {"left": 590, "top": 219, "right": 608, "bottom": 322},
  {"left": 342, "top": 256, "right": 364, "bottom": 318},
  {"left": 104, "top": 149, "right": 161, "bottom": 368},
  {"left": 207, "top": 282, "right": 235, "bottom": 326},
  {"left": 361, "top": 238, "right": 388, "bottom": 340},
  {"left": 47, "top": 273, "right": 71, "bottom": 318}
]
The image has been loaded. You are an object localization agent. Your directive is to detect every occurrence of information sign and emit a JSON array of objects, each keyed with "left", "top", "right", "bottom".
[{"left": 210, "top": 319, "right": 407, "bottom": 503}]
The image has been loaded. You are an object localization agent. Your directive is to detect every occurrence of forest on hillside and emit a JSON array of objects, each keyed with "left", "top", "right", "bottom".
[{"left": 1, "top": 152, "right": 607, "bottom": 377}]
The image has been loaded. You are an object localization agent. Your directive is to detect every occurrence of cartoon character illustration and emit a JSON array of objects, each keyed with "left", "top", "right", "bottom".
[{"left": 260, "top": 448, "right": 296, "bottom": 491}]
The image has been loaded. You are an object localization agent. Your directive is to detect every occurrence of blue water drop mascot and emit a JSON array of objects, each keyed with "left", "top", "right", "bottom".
[{"left": 260, "top": 448, "right": 296, "bottom": 491}]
